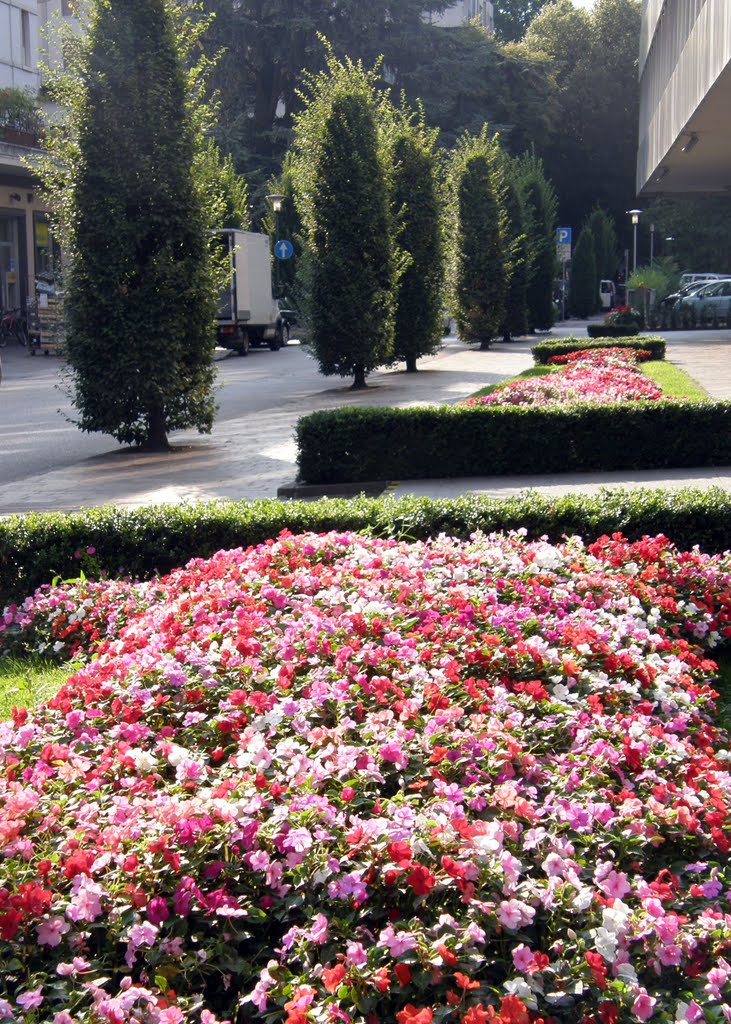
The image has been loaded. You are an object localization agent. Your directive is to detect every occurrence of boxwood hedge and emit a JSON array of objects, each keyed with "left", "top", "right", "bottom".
[
  {"left": 531, "top": 335, "right": 665, "bottom": 364},
  {"left": 2, "top": 488, "right": 731, "bottom": 609},
  {"left": 295, "top": 400, "right": 731, "bottom": 484}
]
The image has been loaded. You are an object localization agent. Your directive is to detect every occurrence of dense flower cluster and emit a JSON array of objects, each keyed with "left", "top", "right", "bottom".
[
  {"left": 461, "top": 349, "right": 668, "bottom": 407},
  {"left": 2, "top": 529, "right": 731, "bottom": 1024}
]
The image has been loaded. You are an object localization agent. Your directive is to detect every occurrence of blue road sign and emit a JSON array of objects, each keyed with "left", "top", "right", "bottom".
[
  {"left": 274, "top": 240, "right": 294, "bottom": 260},
  {"left": 557, "top": 227, "right": 572, "bottom": 245}
]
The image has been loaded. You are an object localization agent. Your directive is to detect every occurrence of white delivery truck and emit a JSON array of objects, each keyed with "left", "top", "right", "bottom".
[{"left": 215, "top": 229, "right": 287, "bottom": 355}]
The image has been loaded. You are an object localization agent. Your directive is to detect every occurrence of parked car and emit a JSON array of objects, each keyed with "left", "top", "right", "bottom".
[
  {"left": 679, "top": 272, "right": 726, "bottom": 288},
  {"left": 658, "top": 280, "right": 713, "bottom": 328},
  {"left": 692, "top": 279, "right": 731, "bottom": 326},
  {"left": 276, "top": 297, "right": 299, "bottom": 342},
  {"left": 674, "top": 279, "right": 731, "bottom": 327}
]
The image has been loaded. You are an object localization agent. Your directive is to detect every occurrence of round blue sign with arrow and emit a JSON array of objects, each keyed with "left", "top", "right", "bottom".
[{"left": 275, "top": 240, "right": 294, "bottom": 260}]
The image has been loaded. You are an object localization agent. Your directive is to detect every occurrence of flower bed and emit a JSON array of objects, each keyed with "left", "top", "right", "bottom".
[
  {"left": 462, "top": 349, "right": 666, "bottom": 408},
  {"left": 2, "top": 529, "right": 731, "bottom": 1023}
]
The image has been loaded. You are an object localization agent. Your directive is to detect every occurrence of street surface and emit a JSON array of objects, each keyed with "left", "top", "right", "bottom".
[{"left": 1, "top": 325, "right": 730, "bottom": 516}]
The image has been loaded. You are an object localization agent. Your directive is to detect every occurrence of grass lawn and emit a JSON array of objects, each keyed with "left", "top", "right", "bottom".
[
  {"left": 467, "top": 359, "right": 709, "bottom": 401},
  {"left": 0, "top": 656, "right": 72, "bottom": 718}
]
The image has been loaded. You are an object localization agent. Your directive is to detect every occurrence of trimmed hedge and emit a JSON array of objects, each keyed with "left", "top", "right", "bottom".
[
  {"left": 531, "top": 335, "right": 665, "bottom": 364},
  {"left": 3, "top": 489, "right": 731, "bottom": 609},
  {"left": 296, "top": 400, "right": 731, "bottom": 484},
  {"left": 587, "top": 323, "right": 640, "bottom": 338}
]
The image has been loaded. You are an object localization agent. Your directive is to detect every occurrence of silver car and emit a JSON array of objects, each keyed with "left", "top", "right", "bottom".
[{"left": 693, "top": 279, "right": 731, "bottom": 326}]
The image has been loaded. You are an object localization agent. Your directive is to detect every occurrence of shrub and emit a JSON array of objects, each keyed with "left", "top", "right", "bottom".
[
  {"left": 587, "top": 322, "right": 640, "bottom": 337},
  {"left": 531, "top": 334, "right": 665, "bottom": 364},
  {"left": 5, "top": 488, "right": 731, "bottom": 610}
]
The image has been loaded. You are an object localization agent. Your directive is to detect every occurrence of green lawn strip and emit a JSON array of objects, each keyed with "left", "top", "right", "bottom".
[
  {"left": 467, "top": 359, "right": 707, "bottom": 401},
  {"left": 0, "top": 656, "right": 71, "bottom": 718}
]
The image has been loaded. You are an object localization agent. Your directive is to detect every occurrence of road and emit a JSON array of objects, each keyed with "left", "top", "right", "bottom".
[{"left": 1, "top": 324, "right": 730, "bottom": 516}]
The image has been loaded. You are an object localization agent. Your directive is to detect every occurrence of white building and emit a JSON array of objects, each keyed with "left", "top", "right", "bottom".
[
  {"left": 428, "top": 0, "right": 494, "bottom": 32},
  {"left": 637, "top": 0, "right": 731, "bottom": 196},
  {"left": 0, "top": 1, "right": 68, "bottom": 314}
]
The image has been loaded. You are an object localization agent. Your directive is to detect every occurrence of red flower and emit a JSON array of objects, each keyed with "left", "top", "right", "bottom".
[
  {"left": 598, "top": 1003, "right": 619, "bottom": 1024},
  {"left": 454, "top": 972, "right": 480, "bottom": 990},
  {"left": 407, "top": 864, "right": 436, "bottom": 896},
  {"left": 396, "top": 1005, "right": 433, "bottom": 1024},
  {"left": 499, "top": 995, "right": 530, "bottom": 1024},
  {"left": 372, "top": 967, "right": 391, "bottom": 993},
  {"left": 463, "top": 1007, "right": 494, "bottom": 1024},
  {"left": 322, "top": 964, "right": 346, "bottom": 993},
  {"left": 394, "top": 963, "right": 413, "bottom": 987}
]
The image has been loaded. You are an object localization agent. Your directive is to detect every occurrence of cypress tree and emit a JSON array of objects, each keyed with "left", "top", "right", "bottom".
[
  {"left": 389, "top": 112, "right": 445, "bottom": 372},
  {"left": 41, "top": 0, "right": 218, "bottom": 450},
  {"left": 447, "top": 128, "right": 509, "bottom": 351},
  {"left": 514, "top": 152, "right": 558, "bottom": 332},
  {"left": 570, "top": 225, "right": 598, "bottom": 318},
  {"left": 587, "top": 207, "right": 618, "bottom": 282},
  {"left": 292, "top": 53, "right": 397, "bottom": 389},
  {"left": 501, "top": 174, "right": 529, "bottom": 340}
]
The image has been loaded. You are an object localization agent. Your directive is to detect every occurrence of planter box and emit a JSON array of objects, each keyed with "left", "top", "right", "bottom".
[{"left": 0, "top": 126, "right": 39, "bottom": 147}]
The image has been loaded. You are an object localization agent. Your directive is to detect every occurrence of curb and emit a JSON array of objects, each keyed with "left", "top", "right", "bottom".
[{"left": 277, "top": 480, "right": 390, "bottom": 501}]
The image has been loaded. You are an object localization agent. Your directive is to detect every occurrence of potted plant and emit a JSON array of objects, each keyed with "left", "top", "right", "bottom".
[{"left": 0, "top": 87, "right": 43, "bottom": 147}]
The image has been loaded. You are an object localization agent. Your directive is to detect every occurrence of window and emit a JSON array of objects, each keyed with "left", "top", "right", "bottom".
[{"left": 21, "top": 8, "right": 31, "bottom": 66}]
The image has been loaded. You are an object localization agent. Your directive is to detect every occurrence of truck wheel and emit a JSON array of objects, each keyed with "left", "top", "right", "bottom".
[
  {"left": 236, "top": 330, "right": 249, "bottom": 356},
  {"left": 279, "top": 322, "right": 289, "bottom": 347},
  {"left": 268, "top": 331, "right": 282, "bottom": 352}
]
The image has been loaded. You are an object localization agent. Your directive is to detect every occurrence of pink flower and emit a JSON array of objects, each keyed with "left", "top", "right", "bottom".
[
  {"left": 159, "top": 1009, "right": 185, "bottom": 1024},
  {"left": 497, "top": 899, "right": 536, "bottom": 931},
  {"left": 37, "top": 915, "right": 70, "bottom": 947},
  {"left": 16, "top": 989, "right": 44, "bottom": 1010},
  {"left": 65, "top": 875, "right": 104, "bottom": 923},
  {"left": 632, "top": 992, "right": 656, "bottom": 1021},
  {"left": 309, "top": 913, "right": 329, "bottom": 944}
]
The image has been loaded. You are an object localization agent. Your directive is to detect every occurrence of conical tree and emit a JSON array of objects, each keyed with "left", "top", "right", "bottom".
[
  {"left": 587, "top": 206, "right": 618, "bottom": 282},
  {"left": 389, "top": 109, "right": 445, "bottom": 372},
  {"left": 570, "top": 225, "right": 598, "bottom": 318},
  {"left": 292, "top": 51, "right": 397, "bottom": 389},
  {"left": 514, "top": 151, "right": 558, "bottom": 332},
  {"left": 447, "top": 127, "right": 509, "bottom": 351},
  {"left": 500, "top": 174, "right": 529, "bottom": 341},
  {"left": 40, "top": 0, "right": 218, "bottom": 450}
]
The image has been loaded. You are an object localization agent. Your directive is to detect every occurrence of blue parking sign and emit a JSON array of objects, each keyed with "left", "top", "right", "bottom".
[{"left": 557, "top": 227, "right": 572, "bottom": 245}]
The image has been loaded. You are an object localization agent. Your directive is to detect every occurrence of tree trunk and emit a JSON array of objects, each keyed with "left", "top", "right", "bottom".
[
  {"left": 405, "top": 356, "right": 418, "bottom": 372},
  {"left": 142, "top": 402, "right": 170, "bottom": 451},
  {"left": 351, "top": 363, "right": 368, "bottom": 390},
  {"left": 480, "top": 338, "right": 492, "bottom": 351}
]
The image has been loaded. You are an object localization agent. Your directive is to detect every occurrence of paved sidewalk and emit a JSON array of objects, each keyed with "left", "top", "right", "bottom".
[{"left": 1, "top": 325, "right": 730, "bottom": 513}]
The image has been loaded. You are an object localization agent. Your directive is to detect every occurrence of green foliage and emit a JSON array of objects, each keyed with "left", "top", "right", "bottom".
[
  {"left": 524, "top": 0, "right": 641, "bottom": 234},
  {"left": 513, "top": 150, "right": 557, "bottom": 331},
  {"left": 296, "top": 398, "right": 731, "bottom": 485},
  {"left": 587, "top": 322, "right": 640, "bottom": 338},
  {"left": 493, "top": 0, "right": 553, "bottom": 42},
  {"left": 647, "top": 196, "right": 731, "bottom": 275},
  {"left": 0, "top": 86, "right": 42, "bottom": 133},
  {"left": 291, "top": 50, "right": 398, "bottom": 387},
  {"left": 397, "top": 24, "right": 559, "bottom": 158},
  {"left": 3, "top": 487, "right": 731, "bottom": 610},
  {"left": 586, "top": 207, "right": 618, "bottom": 282},
  {"left": 570, "top": 226, "right": 598, "bottom": 317},
  {"left": 531, "top": 335, "right": 665, "bottom": 363},
  {"left": 627, "top": 261, "right": 678, "bottom": 304},
  {"left": 37, "top": 0, "right": 218, "bottom": 450},
  {"left": 388, "top": 109, "right": 445, "bottom": 371},
  {"left": 197, "top": 138, "right": 250, "bottom": 229},
  {"left": 447, "top": 128, "right": 509, "bottom": 349},
  {"left": 500, "top": 173, "right": 529, "bottom": 339}
]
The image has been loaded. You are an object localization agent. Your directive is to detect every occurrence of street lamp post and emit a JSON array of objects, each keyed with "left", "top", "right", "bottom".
[
  {"left": 650, "top": 222, "right": 655, "bottom": 266},
  {"left": 622, "top": 207, "right": 638, "bottom": 274},
  {"left": 266, "top": 193, "right": 285, "bottom": 296},
  {"left": 627, "top": 209, "right": 642, "bottom": 274}
]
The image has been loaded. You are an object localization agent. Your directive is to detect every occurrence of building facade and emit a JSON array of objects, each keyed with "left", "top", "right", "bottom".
[
  {"left": 0, "top": 0, "right": 67, "bottom": 315},
  {"left": 637, "top": 0, "right": 731, "bottom": 196},
  {"left": 428, "top": 0, "right": 494, "bottom": 32}
]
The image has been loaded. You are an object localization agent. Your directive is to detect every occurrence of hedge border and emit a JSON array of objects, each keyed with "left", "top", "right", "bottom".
[
  {"left": 531, "top": 335, "right": 665, "bottom": 364},
  {"left": 3, "top": 488, "right": 731, "bottom": 609}
]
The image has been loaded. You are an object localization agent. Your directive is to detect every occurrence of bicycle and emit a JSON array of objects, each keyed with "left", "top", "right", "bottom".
[{"left": 0, "top": 308, "right": 30, "bottom": 348}]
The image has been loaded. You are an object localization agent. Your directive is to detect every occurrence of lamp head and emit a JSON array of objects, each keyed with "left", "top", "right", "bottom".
[
  {"left": 266, "top": 193, "right": 285, "bottom": 213},
  {"left": 626, "top": 208, "right": 642, "bottom": 225}
]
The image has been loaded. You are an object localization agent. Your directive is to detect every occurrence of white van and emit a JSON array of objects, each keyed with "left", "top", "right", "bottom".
[
  {"left": 679, "top": 272, "right": 725, "bottom": 288},
  {"left": 599, "top": 280, "right": 616, "bottom": 309}
]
